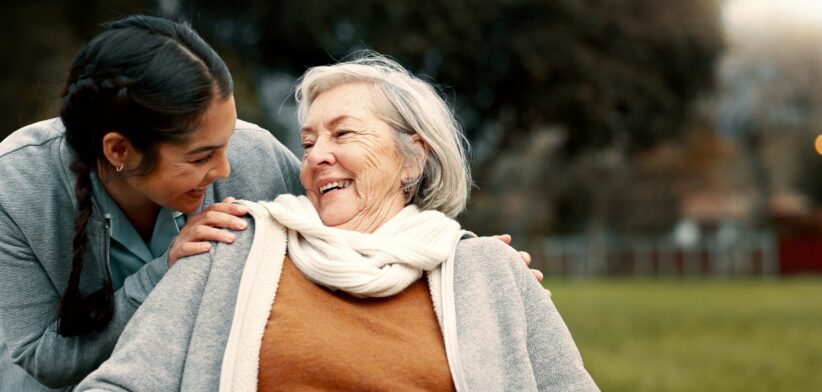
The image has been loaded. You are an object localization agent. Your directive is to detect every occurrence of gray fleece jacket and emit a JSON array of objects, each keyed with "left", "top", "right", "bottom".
[
  {"left": 0, "top": 119, "right": 302, "bottom": 391},
  {"left": 77, "top": 203, "right": 598, "bottom": 391}
]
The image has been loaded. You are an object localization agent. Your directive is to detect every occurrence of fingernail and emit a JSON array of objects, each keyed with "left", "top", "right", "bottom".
[
  {"left": 235, "top": 205, "right": 249, "bottom": 214},
  {"left": 225, "top": 233, "right": 236, "bottom": 242},
  {"left": 237, "top": 220, "right": 248, "bottom": 229}
]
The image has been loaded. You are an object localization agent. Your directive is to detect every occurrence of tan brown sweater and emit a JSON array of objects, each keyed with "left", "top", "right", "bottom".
[{"left": 258, "top": 257, "right": 455, "bottom": 391}]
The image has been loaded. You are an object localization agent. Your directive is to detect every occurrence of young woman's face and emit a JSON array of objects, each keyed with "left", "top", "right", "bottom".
[
  {"left": 299, "top": 83, "right": 410, "bottom": 232},
  {"left": 127, "top": 95, "right": 237, "bottom": 213}
]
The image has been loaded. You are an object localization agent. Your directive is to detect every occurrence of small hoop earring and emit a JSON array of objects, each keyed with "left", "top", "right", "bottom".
[
  {"left": 115, "top": 163, "right": 124, "bottom": 172},
  {"left": 401, "top": 177, "right": 418, "bottom": 202}
]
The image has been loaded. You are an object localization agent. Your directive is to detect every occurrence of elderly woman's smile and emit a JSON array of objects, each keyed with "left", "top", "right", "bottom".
[
  {"left": 318, "top": 179, "right": 353, "bottom": 195},
  {"left": 299, "top": 83, "right": 414, "bottom": 232}
]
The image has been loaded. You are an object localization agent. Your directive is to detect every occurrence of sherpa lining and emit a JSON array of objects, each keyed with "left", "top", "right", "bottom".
[{"left": 219, "top": 202, "right": 287, "bottom": 392}]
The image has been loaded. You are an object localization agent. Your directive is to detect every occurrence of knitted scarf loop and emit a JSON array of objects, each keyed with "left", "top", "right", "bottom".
[{"left": 258, "top": 194, "right": 465, "bottom": 297}]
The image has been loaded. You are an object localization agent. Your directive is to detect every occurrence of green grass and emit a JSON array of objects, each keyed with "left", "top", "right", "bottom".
[{"left": 544, "top": 278, "right": 822, "bottom": 392}]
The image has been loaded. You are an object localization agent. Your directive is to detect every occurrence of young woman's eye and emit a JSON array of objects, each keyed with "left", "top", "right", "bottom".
[{"left": 192, "top": 153, "right": 214, "bottom": 164}]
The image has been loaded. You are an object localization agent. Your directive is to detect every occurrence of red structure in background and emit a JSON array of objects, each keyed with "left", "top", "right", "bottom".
[
  {"left": 771, "top": 199, "right": 822, "bottom": 275},
  {"left": 778, "top": 235, "right": 822, "bottom": 274}
]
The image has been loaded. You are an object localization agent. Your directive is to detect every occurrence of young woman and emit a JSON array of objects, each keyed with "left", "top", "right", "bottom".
[{"left": 0, "top": 15, "right": 301, "bottom": 391}]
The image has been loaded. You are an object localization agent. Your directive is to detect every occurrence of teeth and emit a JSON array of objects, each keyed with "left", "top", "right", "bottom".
[{"left": 320, "top": 180, "right": 352, "bottom": 194}]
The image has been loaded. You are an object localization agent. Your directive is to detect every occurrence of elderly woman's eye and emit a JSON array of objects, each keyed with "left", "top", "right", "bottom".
[{"left": 336, "top": 130, "right": 353, "bottom": 137}]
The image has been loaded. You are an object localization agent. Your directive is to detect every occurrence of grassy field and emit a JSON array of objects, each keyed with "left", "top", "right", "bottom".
[{"left": 544, "top": 278, "right": 822, "bottom": 391}]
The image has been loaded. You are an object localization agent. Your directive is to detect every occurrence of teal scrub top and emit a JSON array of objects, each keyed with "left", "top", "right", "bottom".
[{"left": 90, "top": 173, "right": 187, "bottom": 290}]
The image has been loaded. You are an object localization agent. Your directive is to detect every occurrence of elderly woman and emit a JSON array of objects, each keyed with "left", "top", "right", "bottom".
[{"left": 77, "top": 54, "right": 598, "bottom": 391}]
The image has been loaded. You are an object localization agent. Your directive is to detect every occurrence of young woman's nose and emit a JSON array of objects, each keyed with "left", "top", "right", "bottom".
[{"left": 209, "top": 150, "right": 231, "bottom": 180}]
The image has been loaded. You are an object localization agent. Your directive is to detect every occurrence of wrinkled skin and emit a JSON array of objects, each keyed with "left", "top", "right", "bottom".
[{"left": 300, "top": 83, "right": 423, "bottom": 233}]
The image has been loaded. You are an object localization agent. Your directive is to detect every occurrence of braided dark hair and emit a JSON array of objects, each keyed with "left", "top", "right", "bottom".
[{"left": 58, "top": 15, "right": 233, "bottom": 336}]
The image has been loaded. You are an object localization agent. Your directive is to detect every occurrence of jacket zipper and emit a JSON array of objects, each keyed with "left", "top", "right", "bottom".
[{"left": 102, "top": 213, "right": 113, "bottom": 284}]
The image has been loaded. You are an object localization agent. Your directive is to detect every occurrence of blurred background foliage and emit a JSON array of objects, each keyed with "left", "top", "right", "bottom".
[
  {"left": 0, "top": 0, "right": 726, "bottom": 237},
  {"left": 6, "top": 0, "right": 822, "bottom": 274},
  {"left": 3, "top": 1, "right": 822, "bottom": 390}
]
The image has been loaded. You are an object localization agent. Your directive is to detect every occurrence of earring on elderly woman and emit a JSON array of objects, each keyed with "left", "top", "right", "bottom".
[{"left": 401, "top": 178, "right": 417, "bottom": 199}]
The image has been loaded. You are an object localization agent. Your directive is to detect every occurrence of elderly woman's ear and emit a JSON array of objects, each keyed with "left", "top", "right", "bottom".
[
  {"left": 405, "top": 133, "right": 429, "bottom": 179},
  {"left": 400, "top": 133, "right": 429, "bottom": 196}
]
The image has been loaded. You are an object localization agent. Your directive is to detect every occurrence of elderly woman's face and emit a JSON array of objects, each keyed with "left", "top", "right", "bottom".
[{"left": 299, "top": 83, "right": 410, "bottom": 232}]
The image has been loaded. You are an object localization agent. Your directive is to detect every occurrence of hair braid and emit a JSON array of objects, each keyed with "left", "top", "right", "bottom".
[{"left": 57, "top": 160, "right": 114, "bottom": 336}]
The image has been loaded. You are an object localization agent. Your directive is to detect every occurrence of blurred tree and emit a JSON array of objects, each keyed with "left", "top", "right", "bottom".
[
  {"left": 2, "top": 0, "right": 723, "bottom": 162},
  {"left": 0, "top": 0, "right": 154, "bottom": 140},
  {"left": 187, "top": 0, "right": 723, "bottom": 157},
  {"left": 181, "top": 0, "right": 724, "bottom": 241},
  {"left": 717, "top": 4, "right": 822, "bottom": 223},
  {"left": 796, "top": 142, "right": 822, "bottom": 205}
]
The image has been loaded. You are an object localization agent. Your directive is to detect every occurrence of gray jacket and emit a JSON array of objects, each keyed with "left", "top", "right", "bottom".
[
  {"left": 0, "top": 118, "right": 302, "bottom": 390},
  {"left": 77, "top": 205, "right": 599, "bottom": 391}
]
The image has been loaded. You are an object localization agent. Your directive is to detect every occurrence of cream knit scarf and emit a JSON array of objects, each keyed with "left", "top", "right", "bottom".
[{"left": 257, "top": 194, "right": 465, "bottom": 297}]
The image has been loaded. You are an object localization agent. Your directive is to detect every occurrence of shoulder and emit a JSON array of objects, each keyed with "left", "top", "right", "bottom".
[
  {"left": 453, "top": 236, "right": 529, "bottom": 288},
  {"left": 232, "top": 119, "right": 276, "bottom": 141},
  {"left": 0, "top": 118, "right": 65, "bottom": 160},
  {"left": 227, "top": 119, "right": 300, "bottom": 173},
  {"left": 215, "top": 119, "right": 303, "bottom": 199},
  {"left": 180, "top": 213, "right": 257, "bottom": 272},
  {"left": 228, "top": 119, "right": 294, "bottom": 157},
  {"left": 455, "top": 236, "right": 522, "bottom": 271},
  {"left": 0, "top": 119, "right": 73, "bottom": 216},
  {"left": 212, "top": 213, "right": 258, "bottom": 263},
  {"left": 158, "top": 214, "right": 257, "bottom": 301}
]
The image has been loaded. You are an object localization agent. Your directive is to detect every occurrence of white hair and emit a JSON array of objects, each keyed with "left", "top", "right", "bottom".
[{"left": 294, "top": 52, "right": 471, "bottom": 218}]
